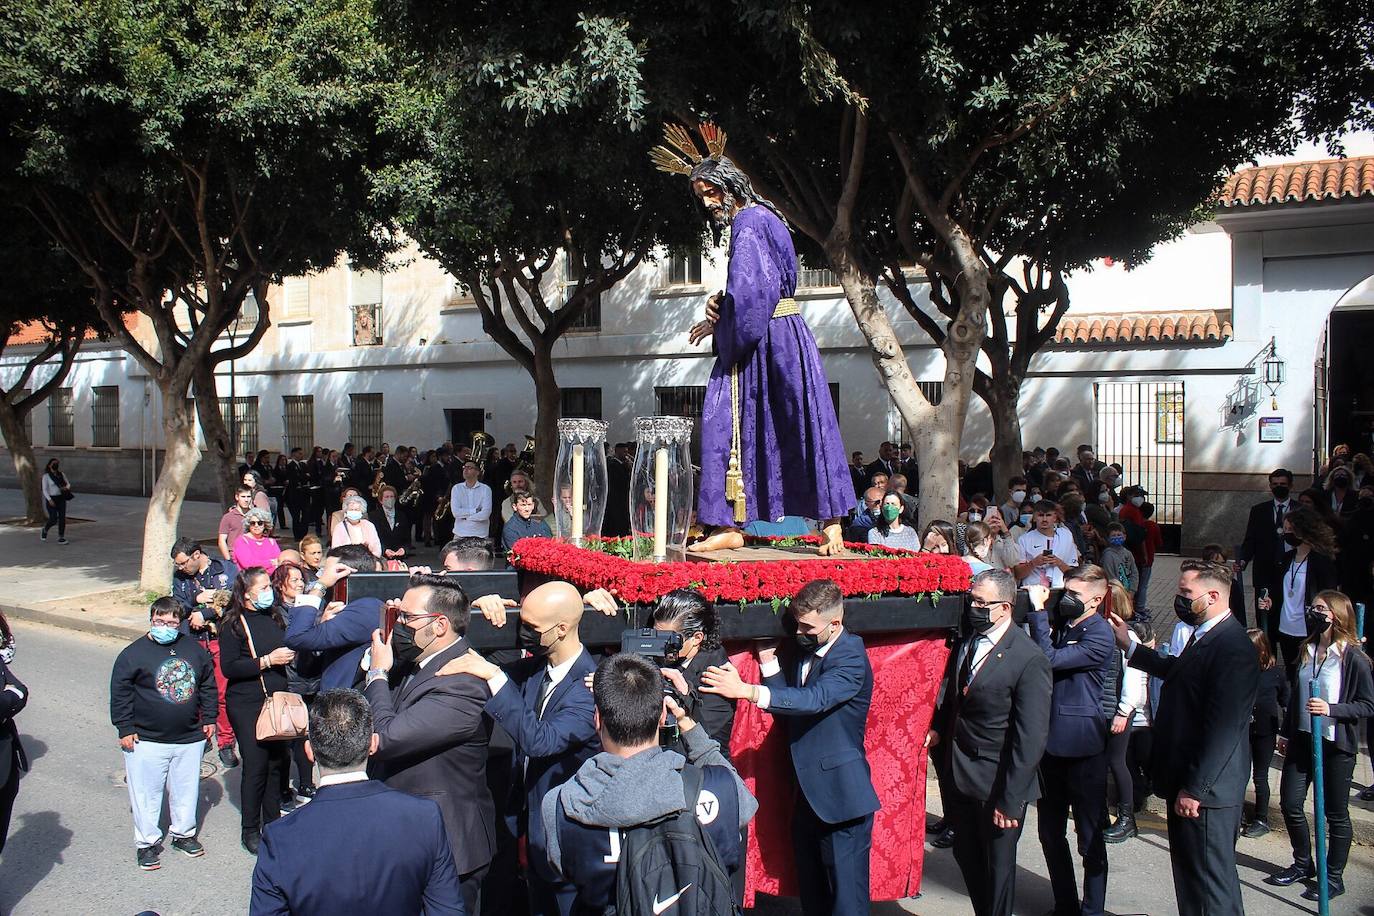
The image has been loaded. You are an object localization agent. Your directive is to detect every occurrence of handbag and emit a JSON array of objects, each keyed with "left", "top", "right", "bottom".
[{"left": 241, "top": 618, "right": 308, "bottom": 742}]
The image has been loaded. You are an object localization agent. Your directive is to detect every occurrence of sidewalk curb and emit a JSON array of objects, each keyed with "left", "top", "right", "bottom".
[{"left": 1, "top": 600, "right": 146, "bottom": 643}]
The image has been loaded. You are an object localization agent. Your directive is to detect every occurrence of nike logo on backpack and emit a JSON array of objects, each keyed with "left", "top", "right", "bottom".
[{"left": 652, "top": 883, "right": 692, "bottom": 914}]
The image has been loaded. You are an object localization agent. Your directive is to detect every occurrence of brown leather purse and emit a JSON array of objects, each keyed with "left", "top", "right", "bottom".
[{"left": 241, "top": 619, "right": 308, "bottom": 741}]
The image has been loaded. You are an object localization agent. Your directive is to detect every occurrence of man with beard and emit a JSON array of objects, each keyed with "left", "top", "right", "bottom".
[
  {"left": 652, "top": 124, "right": 852, "bottom": 555},
  {"left": 363, "top": 572, "right": 496, "bottom": 916}
]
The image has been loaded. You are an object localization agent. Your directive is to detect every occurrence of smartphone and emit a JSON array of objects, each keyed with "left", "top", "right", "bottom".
[
  {"left": 380, "top": 602, "right": 400, "bottom": 641},
  {"left": 1042, "top": 548, "right": 1054, "bottom": 557}
]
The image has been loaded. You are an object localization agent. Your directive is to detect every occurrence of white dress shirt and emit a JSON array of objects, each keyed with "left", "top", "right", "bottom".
[
  {"left": 1297, "top": 643, "right": 1344, "bottom": 742},
  {"left": 317, "top": 770, "right": 370, "bottom": 787},
  {"left": 755, "top": 626, "right": 845, "bottom": 710},
  {"left": 1280, "top": 553, "right": 1310, "bottom": 637},
  {"left": 450, "top": 481, "right": 493, "bottom": 538},
  {"left": 488, "top": 649, "right": 578, "bottom": 710}
]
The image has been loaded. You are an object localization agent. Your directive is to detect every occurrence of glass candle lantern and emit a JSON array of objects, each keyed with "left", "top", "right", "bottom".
[
  {"left": 552, "top": 418, "right": 609, "bottom": 547},
  {"left": 630, "top": 416, "right": 695, "bottom": 562}
]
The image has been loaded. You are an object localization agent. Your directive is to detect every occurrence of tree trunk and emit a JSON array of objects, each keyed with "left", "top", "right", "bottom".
[
  {"left": 530, "top": 348, "right": 562, "bottom": 508},
  {"left": 140, "top": 385, "right": 202, "bottom": 593},
  {"left": 192, "top": 362, "right": 238, "bottom": 506},
  {"left": 0, "top": 401, "right": 45, "bottom": 525},
  {"left": 984, "top": 376, "right": 1025, "bottom": 504}
]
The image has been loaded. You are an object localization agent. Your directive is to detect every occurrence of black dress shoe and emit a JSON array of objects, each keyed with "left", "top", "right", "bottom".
[
  {"left": 932, "top": 826, "right": 955, "bottom": 849},
  {"left": 241, "top": 829, "right": 261, "bottom": 856},
  {"left": 926, "top": 817, "right": 947, "bottom": 834},
  {"left": 1301, "top": 876, "right": 1344, "bottom": 900},
  {"left": 1266, "top": 863, "right": 1315, "bottom": 886}
]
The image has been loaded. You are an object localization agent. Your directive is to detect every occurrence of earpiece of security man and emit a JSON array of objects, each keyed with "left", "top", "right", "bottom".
[
  {"left": 700, "top": 579, "right": 878, "bottom": 916},
  {"left": 1106, "top": 560, "right": 1258, "bottom": 916}
]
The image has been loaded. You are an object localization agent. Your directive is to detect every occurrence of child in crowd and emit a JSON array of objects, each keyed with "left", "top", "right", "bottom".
[
  {"left": 1100, "top": 522, "right": 1139, "bottom": 594},
  {"left": 1135, "top": 502, "right": 1163, "bottom": 617},
  {"left": 1242, "top": 628, "right": 1287, "bottom": 838}
]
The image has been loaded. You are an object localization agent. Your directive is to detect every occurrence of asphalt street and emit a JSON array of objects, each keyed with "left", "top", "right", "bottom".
[{"left": 1, "top": 619, "right": 1370, "bottom": 915}]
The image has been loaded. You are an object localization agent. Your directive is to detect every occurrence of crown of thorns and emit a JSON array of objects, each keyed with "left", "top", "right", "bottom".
[{"left": 649, "top": 122, "right": 728, "bottom": 176}]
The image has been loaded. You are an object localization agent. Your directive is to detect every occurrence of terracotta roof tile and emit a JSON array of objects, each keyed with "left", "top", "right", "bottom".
[
  {"left": 1221, "top": 156, "right": 1374, "bottom": 208},
  {"left": 1053, "top": 309, "right": 1232, "bottom": 346},
  {"left": 4, "top": 315, "right": 136, "bottom": 347}
]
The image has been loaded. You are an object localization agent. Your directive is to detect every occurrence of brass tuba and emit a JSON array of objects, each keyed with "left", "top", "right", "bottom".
[
  {"left": 470, "top": 430, "right": 494, "bottom": 475},
  {"left": 507, "top": 435, "right": 537, "bottom": 495}
]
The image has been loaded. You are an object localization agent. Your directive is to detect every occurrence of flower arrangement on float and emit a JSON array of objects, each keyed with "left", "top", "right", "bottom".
[{"left": 508, "top": 534, "right": 972, "bottom": 608}]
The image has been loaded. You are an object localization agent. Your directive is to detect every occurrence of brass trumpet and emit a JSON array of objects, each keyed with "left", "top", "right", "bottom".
[{"left": 398, "top": 475, "right": 423, "bottom": 509}]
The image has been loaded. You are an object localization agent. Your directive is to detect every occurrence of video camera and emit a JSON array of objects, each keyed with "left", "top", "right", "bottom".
[{"left": 620, "top": 628, "right": 686, "bottom": 747}]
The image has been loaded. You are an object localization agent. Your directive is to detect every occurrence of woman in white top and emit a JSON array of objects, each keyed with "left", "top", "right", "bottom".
[
  {"left": 330, "top": 494, "right": 382, "bottom": 559},
  {"left": 1270, "top": 590, "right": 1374, "bottom": 899},
  {"left": 1105, "top": 581, "right": 1150, "bottom": 843},
  {"left": 40, "top": 458, "right": 71, "bottom": 544}
]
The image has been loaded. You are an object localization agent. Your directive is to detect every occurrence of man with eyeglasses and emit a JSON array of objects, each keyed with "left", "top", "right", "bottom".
[
  {"left": 169, "top": 537, "right": 240, "bottom": 769},
  {"left": 362, "top": 572, "right": 496, "bottom": 916},
  {"left": 928, "top": 568, "right": 1051, "bottom": 916}
]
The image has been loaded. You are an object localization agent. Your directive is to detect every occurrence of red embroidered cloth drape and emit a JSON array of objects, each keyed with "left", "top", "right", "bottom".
[{"left": 727, "top": 632, "right": 951, "bottom": 906}]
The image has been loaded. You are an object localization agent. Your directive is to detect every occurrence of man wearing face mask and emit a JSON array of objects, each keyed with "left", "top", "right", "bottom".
[
  {"left": 362, "top": 573, "right": 496, "bottom": 915},
  {"left": 436, "top": 581, "right": 600, "bottom": 916},
  {"left": 1106, "top": 561, "right": 1258, "bottom": 916},
  {"left": 997, "top": 476, "right": 1029, "bottom": 528},
  {"left": 699, "top": 579, "right": 879, "bottom": 916},
  {"left": 110, "top": 598, "right": 219, "bottom": 870},
  {"left": 846, "top": 485, "right": 886, "bottom": 543},
  {"left": 1238, "top": 468, "right": 1296, "bottom": 632},
  {"left": 1026, "top": 568, "right": 1115, "bottom": 916},
  {"left": 928, "top": 569, "right": 1051, "bottom": 916}
]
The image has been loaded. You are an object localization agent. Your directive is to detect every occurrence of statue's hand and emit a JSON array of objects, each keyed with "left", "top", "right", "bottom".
[
  {"left": 705, "top": 294, "right": 722, "bottom": 323},
  {"left": 688, "top": 319, "right": 715, "bottom": 346}
]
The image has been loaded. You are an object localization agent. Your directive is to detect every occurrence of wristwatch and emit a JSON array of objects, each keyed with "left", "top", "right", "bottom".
[{"left": 307, "top": 581, "right": 329, "bottom": 598}]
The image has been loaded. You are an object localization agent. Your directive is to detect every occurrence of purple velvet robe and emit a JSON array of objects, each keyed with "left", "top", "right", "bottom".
[{"left": 698, "top": 205, "right": 853, "bottom": 526}]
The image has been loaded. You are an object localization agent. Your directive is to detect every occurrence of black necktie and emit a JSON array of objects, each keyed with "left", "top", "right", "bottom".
[
  {"left": 536, "top": 671, "right": 554, "bottom": 719},
  {"left": 958, "top": 636, "right": 982, "bottom": 692},
  {"left": 1274, "top": 503, "right": 1283, "bottom": 529}
]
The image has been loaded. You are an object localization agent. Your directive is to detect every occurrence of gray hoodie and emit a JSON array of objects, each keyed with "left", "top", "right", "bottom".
[{"left": 541, "top": 723, "right": 758, "bottom": 875}]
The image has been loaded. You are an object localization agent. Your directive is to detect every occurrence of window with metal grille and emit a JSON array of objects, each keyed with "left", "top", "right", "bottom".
[
  {"left": 656, "top": 385, "right": 707, "bottom": 462},
  {"left": 236, "top": 290, "right": 261, "bottom": 330},
  {"left": 48, "top": 387, "right": 74, "bottom": 447},
  {"left": 560, "top": 387, "right": 603, "bottom": 420},
  {"left": 562, "top": 253, "right": 602, "bottom": 331},
  {"left": 1094, "top": 381, "right": 1184, "bottom": 528},
  {"left": 349, "top": 393, "right": 383, "bottom": 449},
  {"left": 665, "top": 247, "right": 703, "bottom": 286},
  {"left": 918, "top": 381, "right": 944, "bottom": 406},
  {"left": 282, "top": 395, "right": 315, "bottom": 452},
  {"left": 218, "top": 396, "right": 260, "bottom": 457},
  {"left": 797, "top": 257, "right": 838, "bottom": 289},
  {"left": 91, "top": 386, "right": 120, "bottom": 447}
]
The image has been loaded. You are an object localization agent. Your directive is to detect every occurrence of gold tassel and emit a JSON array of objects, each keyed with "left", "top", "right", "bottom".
[{"left": 727, "top": 364, "right": 747, "bottom": 524}]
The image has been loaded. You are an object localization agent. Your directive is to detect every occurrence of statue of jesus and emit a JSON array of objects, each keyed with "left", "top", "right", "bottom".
[{"left": 653, "top": 126, "right": 852, "bottom": 554}]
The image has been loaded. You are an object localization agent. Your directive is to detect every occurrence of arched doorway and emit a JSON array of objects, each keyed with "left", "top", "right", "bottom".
[{"left": 1316, "top": 273, "right": 1374, "bottom": 470}]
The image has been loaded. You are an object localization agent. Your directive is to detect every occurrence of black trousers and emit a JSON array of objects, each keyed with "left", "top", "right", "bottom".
[
  {"left": 1165, "top": 798, "right": 1244, "bottom": 916},
  {"left": 1280, "top": 732, "right": 1356, "bottom": 877},
  {"left": 459, "top": 863, "right": 488, "bottom": 916},
  {"left": 1126, "top": 727, "right": 1152, "bottom": 810},
  {"left": 226, "top": 700, "right": 289, "bottom": 832},
  {"left": 945, "top": 786, "right": 1025, "bottom": 916},
  {"left": 43, "top": 499, "right": 66, "bottom": 538},
  {"left": 1249, "top": 732, "right": 1277, "bottom": 818},
  {"left": 0, "top": 764, "right": 19, "bottom": 855},
  {"left": 288, "top": 497, "right": 310, "bottom": 540},
  {"left": 1038, "top": 751, "right": 1109, "bottom": 916},
  {"left": 792, "top": 792, "right": 872, "bottom": 916},
  {"left": 1275, "top": 632, "right": 1305, "bottom": 683},
  {"left": 1106, "top": 727, "right": 1133, "bottom": 812}
]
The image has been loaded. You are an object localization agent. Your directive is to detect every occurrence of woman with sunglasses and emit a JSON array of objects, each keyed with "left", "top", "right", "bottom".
[
  {"left": 1266, "top": 590, "right": 1374, "bottom": 900},
  {"left": 218, "top": 568, "right": 296, "bottom": 854},
  {"left": 232, "top": 508, "right": 282, "bottom": 572}
]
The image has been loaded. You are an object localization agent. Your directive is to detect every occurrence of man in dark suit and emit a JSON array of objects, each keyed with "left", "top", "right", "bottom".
[
  {"left": 1026, "top": 569, "right": 1115, "bottom": 916},
  {"left": 363, "top": 573, "right": 496, "bottom": 915},
  {"left": 848, "top": 451, "right": 868, "bottom": 499},
  {"left": 351, "top": 445, "right": 376, "bottom": 494},
  {"left": 437, "top": 581, "right": 600, "bottom": 916},
  {"left": 285, "top": 547, "right": 383, "bottom": 691},
  {"left": 929, "top": 568, "right": 1052, "bottom": 916},
  {"left": 864, "top": 440, "right": 898, "bottom": 483},
  {"left": 701, "top": 579, "right": 879, "bottom": 916},
  {"left": 603, "top": 443, "right": 633, "bottom": 537},
  {"left": 251, "top": 689, "right": 464, "bottom": 916},
  {"left": 382, "top": 448, "right": 408, "bottom": 493},
  {"left": 0, "top": 656, "right": 28, "bottom": 855},
  {"left": 1107, "top": 560, "right": 1259, "bottom": 916},
  {"left": 1237, "top": 467, "right": 1294, "bottom": 631},
  {"left": 898, "top": 443, "right": 919, "bottom": 494}
]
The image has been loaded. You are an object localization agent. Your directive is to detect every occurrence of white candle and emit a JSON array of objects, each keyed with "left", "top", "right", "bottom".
[
  {"left": 653, "top": 447, "right": 669, "bottom": 559},
  {"left": 571, "top": 444, "right": 584, "bottom": 542}
]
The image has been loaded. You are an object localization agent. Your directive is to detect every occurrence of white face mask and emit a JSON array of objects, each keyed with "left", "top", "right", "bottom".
[
  {"left": 967, "top": 511, "right": 983, "bottom": 522},
  {"left": 1130, "top": 496, "right": 1144, "bottom": 507},
  {"left": 1010, "top": 490, "right": 1027, "bottom": 505}
]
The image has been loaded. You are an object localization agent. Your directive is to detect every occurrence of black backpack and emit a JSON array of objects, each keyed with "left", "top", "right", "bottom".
[{"left": 610, "top": 765, "right": 740, "bottom": 916}]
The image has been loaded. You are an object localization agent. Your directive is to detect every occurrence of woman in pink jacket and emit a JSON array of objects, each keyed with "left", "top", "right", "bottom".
[
  {"left": 232, "top": 508, "right": 282, "bottom": 570},
  {"left": 330, "top": 494, "right": 381, "bottom": 558}
]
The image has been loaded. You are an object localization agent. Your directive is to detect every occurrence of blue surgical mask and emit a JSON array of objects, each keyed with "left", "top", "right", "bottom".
[
  {"left": 254, "top": 590, "right": 276, "bottom": 610},
  {"left": 1018, "top": 513, "right": 1033, "bottom": 528},
  {"left": 149, "top": 625, "right": 178, "bottom": 645},
  {"left": 345, "top": 509, "right": 364, "bottom": 522},
  {"left": 1109, "top": 535, "right": 1126, "bottom": 547}
]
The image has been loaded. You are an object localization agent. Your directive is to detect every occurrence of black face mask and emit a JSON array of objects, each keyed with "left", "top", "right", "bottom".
[
  {"left": 1304, "top": 608, "right": 1331, "bottom": 639},
  {"left": 1174, "top": 593, "right": 1206, "bottom": 627},
  {"left": 1283, "top": 532, "right": 1302, "bottom": 548},
  {"left": 966, "top": 604, "right": 996, "bottom": 633},
  {"left": 1056, "top": 592, "right": 1087, "bottom": 622},
  {"left": 518, "top": 621, "right": 554, "bottom": 657},
  {"left": 390, "top": 622, "right": 424, "bottom": 669},
  {"left": 795, "top": 632, "right": 821, "bottom": 652},
  {"left": 1332, "top": 475, "right": 1351, "bottom": 489},
  {"left": 1271, "top": 485, "right": 1290, "bottom": 501}
]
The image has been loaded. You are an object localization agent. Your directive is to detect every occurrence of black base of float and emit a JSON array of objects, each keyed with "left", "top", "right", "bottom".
[{"left": 344, "top": 569, "right": 1047, "bottom": 651}]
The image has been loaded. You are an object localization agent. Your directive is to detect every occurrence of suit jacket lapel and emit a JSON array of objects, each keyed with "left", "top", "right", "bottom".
[
  {"left": 540, "top": 649, "right": 588, "bottom": 715},
  {"left": 966, "top": 630, "right": 1011, "bottom": 693},
  {"left": 399, "top": 638, "right": 469, "bottom": 704}
]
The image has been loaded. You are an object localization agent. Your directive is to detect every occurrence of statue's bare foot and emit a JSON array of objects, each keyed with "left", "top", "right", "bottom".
[
  {"left": 817, "top": 521, "right": 847, "bottom": 556},
  {"left": 693, "top": 527, "right": 746, "bottom": 552}
]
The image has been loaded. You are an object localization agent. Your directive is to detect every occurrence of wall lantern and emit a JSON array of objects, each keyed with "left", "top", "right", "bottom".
[{"left": 1261, "top": 337, "right": 1285, "bottom": 409}]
